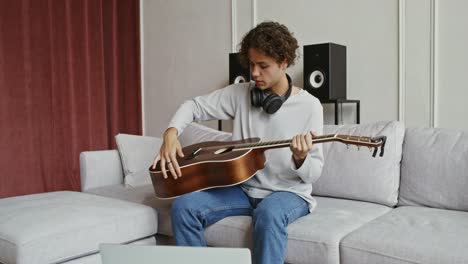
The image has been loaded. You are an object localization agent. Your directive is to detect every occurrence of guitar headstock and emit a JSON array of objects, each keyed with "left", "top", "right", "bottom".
[{"left": 334, "top": 134, "right": 387, "bottom": 157}]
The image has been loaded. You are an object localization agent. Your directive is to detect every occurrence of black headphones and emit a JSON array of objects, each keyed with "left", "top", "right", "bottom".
[{"left": 250, "top": 74, "right": 293, "bottom": 114}]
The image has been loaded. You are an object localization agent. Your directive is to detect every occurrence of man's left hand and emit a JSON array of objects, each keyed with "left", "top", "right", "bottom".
[{"left": 290, "top": 131, "right": 317, "bottom": 168}]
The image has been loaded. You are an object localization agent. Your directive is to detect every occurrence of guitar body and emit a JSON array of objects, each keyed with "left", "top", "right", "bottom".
[{"left": 149, "top": 138, "right": 266, "bottom": 199}]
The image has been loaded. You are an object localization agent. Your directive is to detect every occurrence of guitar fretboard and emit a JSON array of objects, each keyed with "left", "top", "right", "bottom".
[{"left": 205, "top": 134, "right": 338, "bottom": 151}]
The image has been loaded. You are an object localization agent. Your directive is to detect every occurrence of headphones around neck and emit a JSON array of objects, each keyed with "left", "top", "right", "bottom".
[{"left": 250, "top": 74, "right": 293, "bottom": 114}]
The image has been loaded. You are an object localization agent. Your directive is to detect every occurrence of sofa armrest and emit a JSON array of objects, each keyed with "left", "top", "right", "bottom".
[{"left": 79, "top": 150, "right": 124, "bottom": 191}]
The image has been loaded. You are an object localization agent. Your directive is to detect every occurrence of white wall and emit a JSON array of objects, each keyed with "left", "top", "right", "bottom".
[
  {"left": 434, "top": 0, "right": 468, "bottom": 129},
  {"left": 141, "top": 0, "right": 231, "bottom": 136},
  {"left": 404, "top": 0, "right": 468, "bottom": 130},
  {"left": 404, "top": 0, "right": 431, "bottom": 127},
  {"left": 142, "top": 0, "right": 468, "bottom": 136}
]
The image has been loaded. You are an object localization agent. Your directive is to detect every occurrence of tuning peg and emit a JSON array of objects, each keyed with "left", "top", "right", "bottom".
[
  {"left": 346, "top": 144, "right": 349, "bottom": 149},
  {"left": 372, "top": 147, "right": 378, "bottom": 157},
  {"left": 380, "top": 146, "right": 385, "bottom": 157},
  {"left": 357, "top": 146, "right": 360, "bottom": 151},
  {"left": 380, "top": 136, "right": 387, "bottom": 157}
]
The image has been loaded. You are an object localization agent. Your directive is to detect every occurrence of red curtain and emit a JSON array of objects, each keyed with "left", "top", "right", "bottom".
[{"left": 0, "top": 0, "right": 142, "bottom": 198}]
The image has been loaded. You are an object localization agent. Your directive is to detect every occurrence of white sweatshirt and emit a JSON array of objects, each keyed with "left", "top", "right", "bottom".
[{"left": 168, "top": 82, "right": 324, "bottom": 211}]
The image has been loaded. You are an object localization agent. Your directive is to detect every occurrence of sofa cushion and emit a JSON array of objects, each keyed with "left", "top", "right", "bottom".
[
  {"left": 203, "top": 196, "right": 391, "bottom": 264},
  {"left": 115, "top": 133, "right": 163, "bottom": 186},
  {"left": 313, "top": 121, "right": 405, "bottom": 207},
  {"left": 85, "top": 184, "right": 174, "bottom": 237},
  {"left": 0, "top": 191, "right": 157, "bottom": 264},
  {"left": 399, "top": 128, "right": 468, "bottom": 211},
  {"left": 340, "top": 206, "right": 468, "bottom": 264}
]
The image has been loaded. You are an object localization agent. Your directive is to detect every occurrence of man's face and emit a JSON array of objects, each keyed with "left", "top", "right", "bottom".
[{"left": 248, "top": 48, "right": 287, "bottom": 90}]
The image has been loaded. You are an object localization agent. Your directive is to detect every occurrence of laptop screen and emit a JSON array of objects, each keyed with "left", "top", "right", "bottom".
[{"left": 100, "top": 244, "right": 251, "bottom": 264}]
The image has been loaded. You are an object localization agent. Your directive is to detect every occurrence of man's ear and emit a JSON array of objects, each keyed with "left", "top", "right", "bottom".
[{"left": 281, "top": 59, "right": 288, "bottom": 70}]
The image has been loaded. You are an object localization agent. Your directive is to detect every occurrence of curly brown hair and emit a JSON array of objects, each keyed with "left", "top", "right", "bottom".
[{"left": 238, "top": 21, "right": 299, "bottom": 69}]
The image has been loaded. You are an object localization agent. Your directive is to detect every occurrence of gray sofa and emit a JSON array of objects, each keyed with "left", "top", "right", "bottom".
[{"left": 79, "top": 121, "right": 468, "bottom": 264}]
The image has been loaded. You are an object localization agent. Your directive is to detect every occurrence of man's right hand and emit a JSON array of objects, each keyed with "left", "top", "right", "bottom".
[{"left": 152, "top": 127, "right": 185, "bottom": 180}]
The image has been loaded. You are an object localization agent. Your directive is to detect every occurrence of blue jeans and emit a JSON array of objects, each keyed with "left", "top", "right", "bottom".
[{"left": 171, "top": 186, "right": 309, "bottom": 264}]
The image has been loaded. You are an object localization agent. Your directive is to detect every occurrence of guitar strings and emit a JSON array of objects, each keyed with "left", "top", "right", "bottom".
[
  {"left": 200, "top": 134, "right": 382, "bottom": 152},
  {"left": 202, "top": 134, "right": 338, "bottom": 151}
]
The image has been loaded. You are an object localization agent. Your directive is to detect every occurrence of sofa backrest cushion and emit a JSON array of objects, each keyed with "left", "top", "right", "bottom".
[
  {"left": 115, "top": 123, "right": 232, "bottom": 187},
  {"left": 312, "top": 121, "right": 405, "bottom": 207},
  {"left": 398, "top": 128, "right": 468, "bottom": 211},
  {"left": 115, "top": 134, "right": 163, "bottom": 186}
]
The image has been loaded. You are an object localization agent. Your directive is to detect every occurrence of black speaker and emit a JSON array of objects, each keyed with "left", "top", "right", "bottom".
[
  {"left": 229, "top": 52, "right": 250, "bottom": 84},
  {"left": 303, "top": 43, "right": 346, "bottom": 101}
]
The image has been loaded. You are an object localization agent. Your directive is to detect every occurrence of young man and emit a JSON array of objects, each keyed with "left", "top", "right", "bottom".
[{"left": 152, "top": 21, "right": 323, "bottom": 264}]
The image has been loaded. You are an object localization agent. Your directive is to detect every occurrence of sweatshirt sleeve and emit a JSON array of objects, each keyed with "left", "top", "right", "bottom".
[
  {"left": 290, "top": 99, "right": 324, "bottom": 184},
  {"left": 167, "top": 84, "right": 240, "bottom": 135}
]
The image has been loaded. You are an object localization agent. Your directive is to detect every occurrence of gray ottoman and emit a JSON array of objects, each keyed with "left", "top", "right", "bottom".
[{"left": 0, "top": 191, "right": 158, "bottom": 264}]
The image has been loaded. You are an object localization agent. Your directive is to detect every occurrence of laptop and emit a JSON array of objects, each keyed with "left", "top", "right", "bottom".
[{"left": 100, "top": 244, "right": 251, "bottom": 264}]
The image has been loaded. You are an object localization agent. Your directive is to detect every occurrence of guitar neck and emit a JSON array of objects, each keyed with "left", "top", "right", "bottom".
[
  {"left": 197, "top": 134, "right": 385, "bottom": 158},
  {"left": 233, "top": 134, "right": 338, "bottom": 151}
]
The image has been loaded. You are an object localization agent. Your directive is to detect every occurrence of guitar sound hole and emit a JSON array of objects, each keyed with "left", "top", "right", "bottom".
[{"left": 214, "top": 148, "right": 230, "bottom": 155}]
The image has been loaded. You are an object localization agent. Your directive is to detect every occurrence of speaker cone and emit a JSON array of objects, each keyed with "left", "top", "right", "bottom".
[
  {"left": 309, "top": 70, "right": 325, "bottom": 89},
  {"left": 234, "top": 75, "right": 247, "bottom": 84}
]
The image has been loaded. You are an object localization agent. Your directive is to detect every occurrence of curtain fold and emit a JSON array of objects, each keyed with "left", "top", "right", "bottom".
[{"left": 0, "top": 0, "right": 141, "bottom": 198}]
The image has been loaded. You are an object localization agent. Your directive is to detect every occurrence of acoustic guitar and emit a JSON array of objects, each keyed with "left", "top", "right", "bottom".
[{"left": 149, "top": 134, "right": 386, "bottom": 199}]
